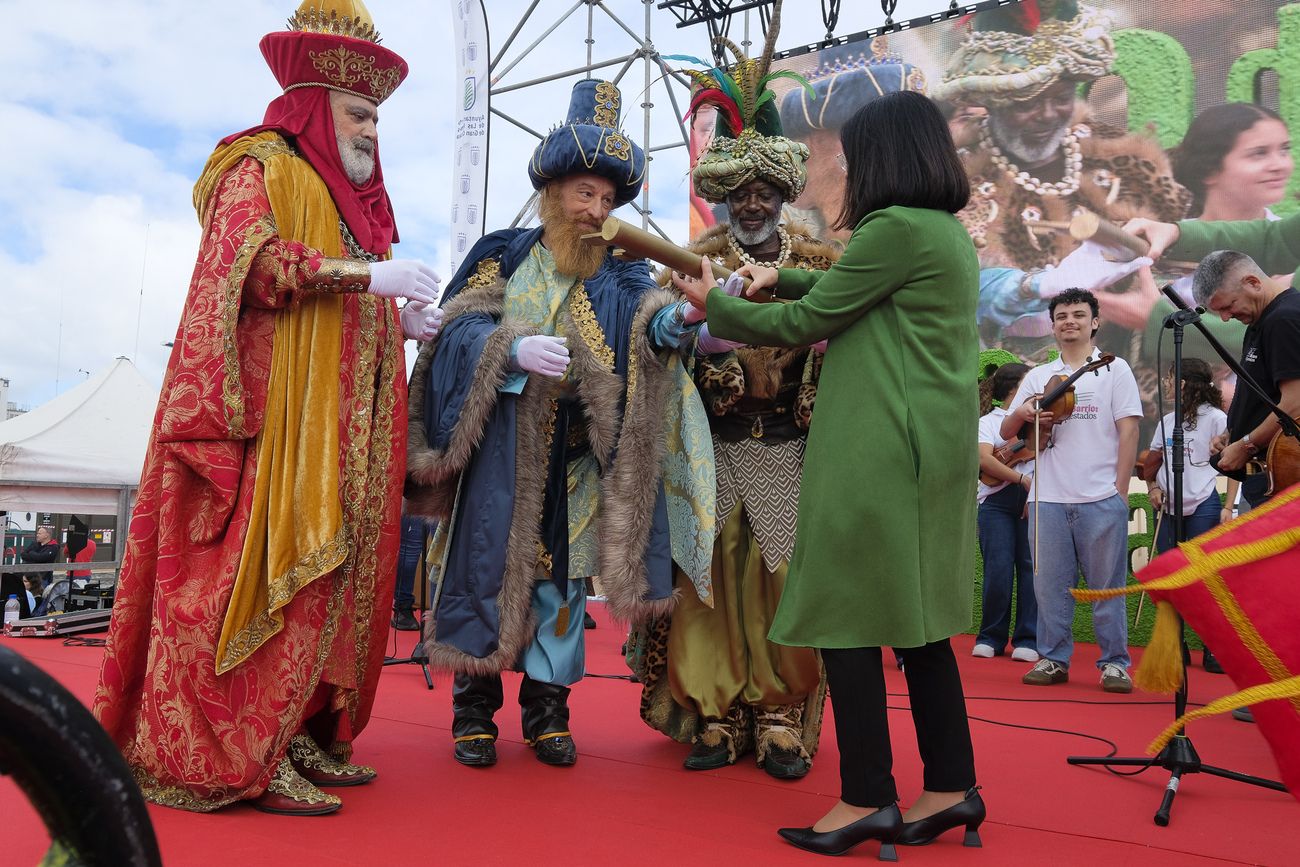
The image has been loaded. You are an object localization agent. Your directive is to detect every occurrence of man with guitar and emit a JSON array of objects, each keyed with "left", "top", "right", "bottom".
[
  {"left": 1188, "top": 251, "right": 1300, "bottom": 508},
  {"left": 1001, "top": 288, "right": 1143, "bottom": 693}
]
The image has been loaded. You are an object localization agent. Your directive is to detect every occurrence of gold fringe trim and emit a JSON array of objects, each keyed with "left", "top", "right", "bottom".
[{"left": 1147, "top": 674, "right": 1300, "bottom": 754}]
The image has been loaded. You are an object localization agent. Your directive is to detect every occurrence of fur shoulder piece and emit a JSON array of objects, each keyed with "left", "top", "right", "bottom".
[
  {"left": 405, "top": 261, "right": 538, "bottom": 519},
  {"left": 785, "top": 219, "right": 841, "bottom": 266}
]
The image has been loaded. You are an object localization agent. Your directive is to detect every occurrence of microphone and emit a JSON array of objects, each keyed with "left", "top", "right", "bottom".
[{"left": 1160, "top": 283, "right": 1206, "bottom": 314}]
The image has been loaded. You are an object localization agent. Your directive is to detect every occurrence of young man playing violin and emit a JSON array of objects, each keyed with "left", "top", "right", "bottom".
[{"left": 1001, "top": 288, "right": 1143, "bottom": 693}]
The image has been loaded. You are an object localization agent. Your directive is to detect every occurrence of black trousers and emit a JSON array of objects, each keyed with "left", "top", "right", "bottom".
[{"left": 821, "top": 640, "right": 976, "bottom": 808}]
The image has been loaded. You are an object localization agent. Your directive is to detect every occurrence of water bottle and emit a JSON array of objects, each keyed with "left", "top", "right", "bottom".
[{"left": 3, "top": 594, "right": 19, "bottom": 627}]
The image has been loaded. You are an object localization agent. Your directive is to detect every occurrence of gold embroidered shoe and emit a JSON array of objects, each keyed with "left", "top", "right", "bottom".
[
  {"left": 251, "top": 758, "right": 343, "bottom": 816},
  {"left": 287, "top": 734, "right": 378, "bottom": 787}
]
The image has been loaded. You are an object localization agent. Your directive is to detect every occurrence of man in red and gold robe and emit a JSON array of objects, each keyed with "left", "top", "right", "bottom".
[{"left": 93, "top": 0, "right": 442, "bottom": 816}]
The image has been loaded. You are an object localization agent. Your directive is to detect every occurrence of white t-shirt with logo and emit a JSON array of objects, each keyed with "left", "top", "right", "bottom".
[
  {"left": 977, "top": 407, "right": 1035, "bottom": 504},
  {"left": 1007, "top": 351, "right": 1143, "bottom": 504},
  {"left": 1149, "top": 404, "right": 1228, "bottom": 514}
]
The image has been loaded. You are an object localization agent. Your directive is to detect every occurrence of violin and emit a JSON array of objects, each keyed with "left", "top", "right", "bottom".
[
  {"left": 1135, "top": 449, "right": 1163, "bottom": 483},
  {"left": 1210, "top": 423, "right": 1300, "bottom": 495},
  {"left": 979, "top": 354, "right": 1116, "bottom": 486}
]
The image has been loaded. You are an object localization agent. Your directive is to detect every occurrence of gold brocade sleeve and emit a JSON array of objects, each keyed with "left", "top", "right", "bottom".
[{"left": 307, "top": 258, "right": 371, "bottom": 293}]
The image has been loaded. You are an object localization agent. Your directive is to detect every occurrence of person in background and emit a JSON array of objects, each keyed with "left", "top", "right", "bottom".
[
  {"left": 391, "top": 515, "right": 426, "bottom": 632},
  {"left": 680, "top": 90, "right": 985, "bottom": 859},
  {"left": 20, "top": 526, "right": 60, "bottom": 588},
  {"left": 22, "top": 574, "right": 47, "bottom": 617},
  {"left": 1003, "top": 289, "right": 1142, "bottom": 694},
  {"left": 70, "top": 533, "right": 97, "bottom": 582},
  {"left": 1145, "top": 357, "right": 1227, "bottom": 673},
  {"left": 973, "top": 362, "right": 1039, "bottom": 662}
]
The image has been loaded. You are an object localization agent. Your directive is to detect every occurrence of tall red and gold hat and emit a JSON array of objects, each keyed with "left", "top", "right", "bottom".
[{"left": 260, "top": 0, "right": 409, "bottom": 105}]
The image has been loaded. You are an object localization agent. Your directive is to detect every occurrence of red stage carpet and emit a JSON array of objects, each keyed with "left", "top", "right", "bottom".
[{"left": 3, "top": 605, "right": 1294, "bottom": 866}]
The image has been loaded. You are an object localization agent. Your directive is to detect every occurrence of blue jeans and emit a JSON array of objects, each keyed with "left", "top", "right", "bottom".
[
  {"left": 1028, "top": 495, "right": 1131, "bottom": 670},
  {"left": 976, "top": 484, "right": 1037, "bottom": 651},
  {"left": 1155, "top": 495, "right": 1221, "bottom": 554},
  {"left": 394, "top": 516, "right": 428, "bottom": 611}
]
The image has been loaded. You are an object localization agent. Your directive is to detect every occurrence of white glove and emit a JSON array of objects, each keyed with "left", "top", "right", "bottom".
[
  {"left": 718, "top": 271, "right": 746, "bottom": 297},
  {"left": 401, "top": 301, "right": 444, "bottom": 341},
  {"left": 369, "top": 259, "right": 441, "bottom": 304},
  {"left": 1035, "top": 241, "right": 1152, "bottom": 298},
  {"left": 515, "top": 335, "right": 570, "bottom": 377}
]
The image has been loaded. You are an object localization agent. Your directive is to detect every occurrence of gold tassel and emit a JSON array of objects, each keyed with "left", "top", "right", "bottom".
[{"left": 1134, "top": 601, "right": 1185, "bottom": 693}]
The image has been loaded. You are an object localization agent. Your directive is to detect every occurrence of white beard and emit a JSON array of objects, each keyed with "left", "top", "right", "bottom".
[
  {"left": 337, "top": 134, "right": 376, "bottom": 184},
  {"left": 988, "top": 113, "right": 1070, "bottom": 167},
  {"left": 730, "top": 212, "right": 781, "bottom": 247}
]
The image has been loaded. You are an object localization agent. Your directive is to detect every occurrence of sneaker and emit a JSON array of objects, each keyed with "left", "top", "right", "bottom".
[
  {"left": 1011, "top": 646, "right": 1040, "bottom": 663},
  {"left": 1100, "top": 664, "right": 1133, "bottom": 694},
  {"left": 1022, "top": 659, "right": 1068, "bottom": 685},
  {"left": 971, "top": 643, "right": 996, "bottom": 658}
]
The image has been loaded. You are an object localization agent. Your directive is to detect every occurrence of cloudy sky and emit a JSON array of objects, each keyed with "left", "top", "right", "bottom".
[{"left": 2, "top": 0, "right": 944, "bottom": 410}]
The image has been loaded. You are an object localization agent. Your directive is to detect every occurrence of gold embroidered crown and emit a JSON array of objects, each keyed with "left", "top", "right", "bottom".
[{"left": 287, "top": 1, "right": 382, "bottom": 44}]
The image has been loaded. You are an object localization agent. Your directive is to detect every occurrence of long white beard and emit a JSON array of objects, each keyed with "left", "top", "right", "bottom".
[
  {"left": 730, "top": 212, "right": 781, "bottom": 247},
  {"left": 988, "top": 114, "right": 1070, "bottom": 167},
  {"left": 337, "top": 134, "right": 376, "bottom": 184}
]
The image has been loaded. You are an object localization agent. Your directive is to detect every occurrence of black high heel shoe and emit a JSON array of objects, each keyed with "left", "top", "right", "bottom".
[
  {"left": 778, "top": 803, "right": 903, "bottom": 860},
  {"left": 896, "top": 787, "right": 986, "bottom": 847}
]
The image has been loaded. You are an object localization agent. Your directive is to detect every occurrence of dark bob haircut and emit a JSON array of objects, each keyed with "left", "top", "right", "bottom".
[{"left": 835, "top": 90, "right": 970, "bottom": 231}]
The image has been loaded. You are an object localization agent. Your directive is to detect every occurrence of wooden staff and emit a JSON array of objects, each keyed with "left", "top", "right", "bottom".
[
  {"left": 1068, "top": 211, "right": 1151, "bottom": 262},
  {"left": 581, "top": 217, "right": 776, "bottom": 301}
]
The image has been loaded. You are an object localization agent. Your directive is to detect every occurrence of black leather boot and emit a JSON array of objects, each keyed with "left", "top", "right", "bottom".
[
  {"left": 452, "top": 673, "right": 503, "bottom": 767},
  {"left": 519, "top": 676, "right": 577, "bottom": 766}
]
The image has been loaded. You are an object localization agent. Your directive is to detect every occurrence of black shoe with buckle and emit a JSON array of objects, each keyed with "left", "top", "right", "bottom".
[
  {"left": 532, "top": 732, "right": 577, "bottom": 766},
  {"left": 453, "top": 735, "right": 497, "bottom": 767}
]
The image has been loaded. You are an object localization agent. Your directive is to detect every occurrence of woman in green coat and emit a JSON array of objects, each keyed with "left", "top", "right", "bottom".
[{"left": 679, "top": 91, "right": 984, "bottom": 858}]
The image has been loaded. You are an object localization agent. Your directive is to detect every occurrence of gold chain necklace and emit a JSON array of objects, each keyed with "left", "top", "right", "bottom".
[{"left": 727, "top": 224, "right": 791, "bottom": 268}]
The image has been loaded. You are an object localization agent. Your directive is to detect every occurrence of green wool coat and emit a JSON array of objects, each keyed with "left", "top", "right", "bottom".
[{"left": 706, "top": 206, "right": 980, "bottom": 649}]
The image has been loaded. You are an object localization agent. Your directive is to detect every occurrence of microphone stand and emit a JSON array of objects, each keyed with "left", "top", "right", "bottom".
[{"left": 1067, "top": 286, "right": 1286, "bottom": 824}]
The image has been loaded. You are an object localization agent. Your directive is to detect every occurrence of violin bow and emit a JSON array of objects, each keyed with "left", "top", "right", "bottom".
[
  {"left": 1134, "top": 508, "right": 1162, "bottom": 626},
  {"left": 1032, "top": 399, "right": 1041, "bottom": 590}
]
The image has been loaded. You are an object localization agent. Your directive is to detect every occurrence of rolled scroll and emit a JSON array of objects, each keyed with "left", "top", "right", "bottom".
[
  {"left": 581, "top": 217, "right": 776, "bottom": 301},
  {"left": 1069, "top": 211, "right": 1152, "bottom": 262}
]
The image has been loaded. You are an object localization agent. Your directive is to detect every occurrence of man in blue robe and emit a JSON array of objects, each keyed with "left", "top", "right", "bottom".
[{"left": 405, "top": 80, "right": 715, "bottom": 768}]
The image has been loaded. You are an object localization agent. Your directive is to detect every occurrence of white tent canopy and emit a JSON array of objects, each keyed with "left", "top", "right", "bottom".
[{"left": 0, "top": 357, "right": 157, "bottom": 514}]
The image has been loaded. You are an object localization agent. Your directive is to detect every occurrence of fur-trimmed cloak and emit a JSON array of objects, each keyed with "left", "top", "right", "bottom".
[{"left": 406, "top": 227, "right": 697, "bottom": 675}]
